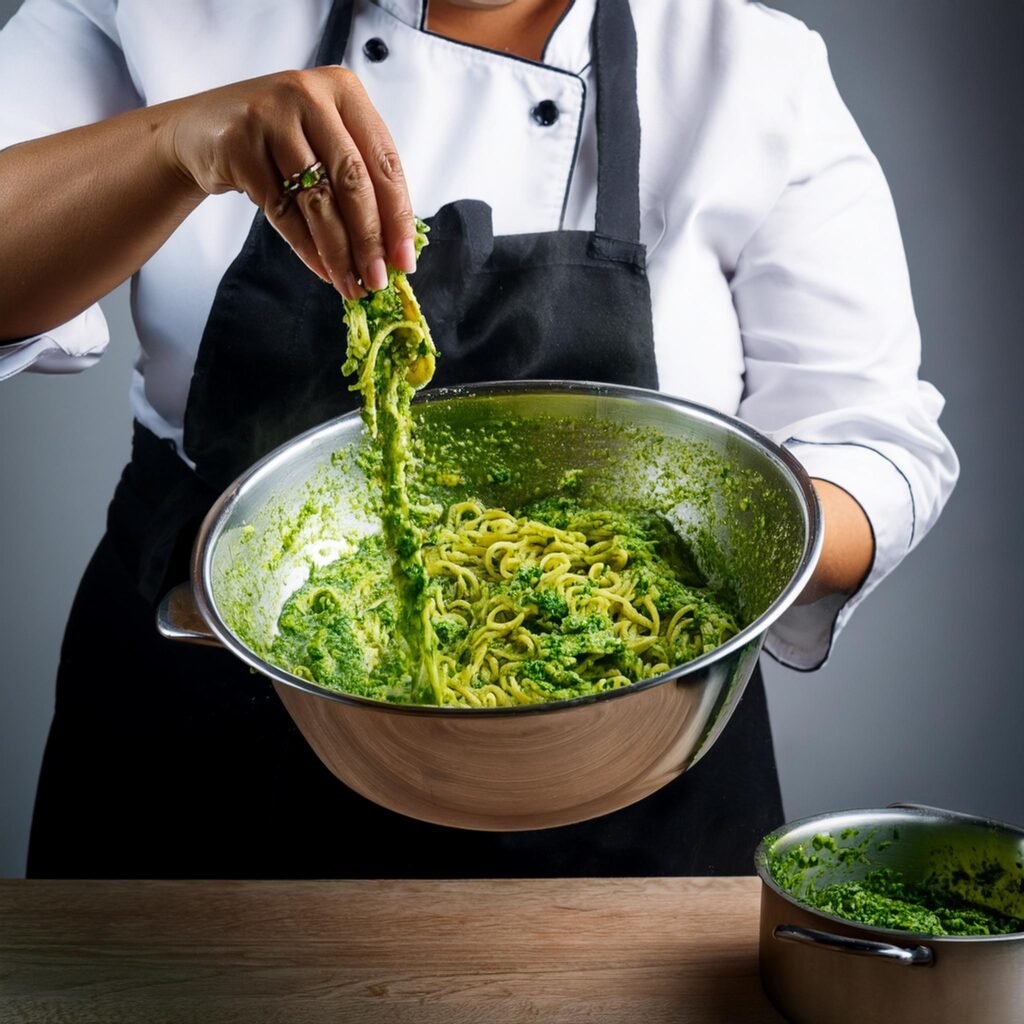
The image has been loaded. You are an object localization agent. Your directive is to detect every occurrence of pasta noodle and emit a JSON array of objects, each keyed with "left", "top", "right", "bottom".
[{"left": 419, "top": 499, "right": 740, "bottom": 706}]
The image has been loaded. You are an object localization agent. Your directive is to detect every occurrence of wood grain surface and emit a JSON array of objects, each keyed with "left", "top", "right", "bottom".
[{"left": 0, "top": 876, "right": 784, "bottom": 1023}]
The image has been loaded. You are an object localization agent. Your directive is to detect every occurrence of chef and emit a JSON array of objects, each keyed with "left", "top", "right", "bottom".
[{"left": 0, "top": 0, "right": 957, "bottom": 877}]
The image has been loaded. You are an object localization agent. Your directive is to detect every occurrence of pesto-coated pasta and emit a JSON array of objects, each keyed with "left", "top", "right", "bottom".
[{"left": 269, "top": 500, "right": 741, "bottom": 706}]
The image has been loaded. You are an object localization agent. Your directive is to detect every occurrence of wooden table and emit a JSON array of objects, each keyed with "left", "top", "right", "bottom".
[{"left": 0, "top": 876, "right": 784, "bottom": 1023}]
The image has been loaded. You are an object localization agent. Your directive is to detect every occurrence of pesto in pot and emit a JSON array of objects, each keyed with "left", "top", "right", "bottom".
[{"left": 769, "top": 830, "right": 1024, "bottom": 937}]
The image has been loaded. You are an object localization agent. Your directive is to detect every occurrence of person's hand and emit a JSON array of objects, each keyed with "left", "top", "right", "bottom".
[{"left": 159, "top": 68, "right": 417, "bottom": 299}]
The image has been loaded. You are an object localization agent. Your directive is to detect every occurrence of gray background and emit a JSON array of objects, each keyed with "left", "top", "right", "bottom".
[{"left": 1, "top": 0, "right": 1021, "bottom": 877}]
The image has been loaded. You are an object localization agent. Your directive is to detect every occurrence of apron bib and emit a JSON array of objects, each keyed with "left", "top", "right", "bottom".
[{"left": 28, "top": 0, "right": 782, "bottom": 878}]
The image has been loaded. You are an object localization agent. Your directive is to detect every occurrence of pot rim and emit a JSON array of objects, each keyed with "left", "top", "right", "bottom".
[
  {"left": 754, "top": 804, "right": 1024, "bottom": 943},
  {"left": 190, "top": 379, "right": 823, "bottom": 716}
]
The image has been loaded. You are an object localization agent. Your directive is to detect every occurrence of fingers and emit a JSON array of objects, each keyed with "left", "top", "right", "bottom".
[
  {"left": 297, "top": 180, "right": 366, "bottom": 299},
  {"left": 269, "top": 203, "right": 333, "bottom": 287},
  {"left": 266, "top": 68, "right": 416, "bottom": 297},
  {"left": 260, "top": 160, "right": 333, "bottom": 286},
  {"left": 184, "top": 68, "right": 418, "bottom": 296},
  {"left": 320, "top": 67, "right": 418, "bottom": 275},
  {"left": 296, "top": 116, "right": 387, "bottom": 295},
  {"left": 266, "top": 132, "right": 365, "bottom": 300},
  {"left": 225, "top": 134, "right": 332, "bottom": 287}
]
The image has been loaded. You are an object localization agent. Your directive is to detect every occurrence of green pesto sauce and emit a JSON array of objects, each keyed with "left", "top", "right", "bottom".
[
  {"left": 801, "top": 868, "right": 1023, "bottom": 936},
  {"left": 268, "top": 534, "right": 410, "bottom": 702},
  {"left": 266, "top": 495, "right": 743, "bottom": 705},
  {"left": 769, "top": 831, "right": 1024, "bottom": 937}
]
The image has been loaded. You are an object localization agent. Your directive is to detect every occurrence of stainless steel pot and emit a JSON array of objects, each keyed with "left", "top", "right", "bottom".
[
  {"left": 756, "top": 805, "right": 1024, "bottom": 1024},
  {"left": 158, "top": 381, "right": 820, "bottom": 830}
]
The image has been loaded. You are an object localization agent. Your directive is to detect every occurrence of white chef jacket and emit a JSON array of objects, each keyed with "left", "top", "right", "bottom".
[{"left": 0, "top": 0, "right": 958, "bottom": 669}]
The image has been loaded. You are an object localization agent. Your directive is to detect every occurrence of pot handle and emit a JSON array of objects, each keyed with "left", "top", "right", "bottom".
[
  {"left": 156, "top": 583, "right": 223, "bottom": 648},
  {"left": 774, "top": 925, "right": 934, "bottom": 966}
]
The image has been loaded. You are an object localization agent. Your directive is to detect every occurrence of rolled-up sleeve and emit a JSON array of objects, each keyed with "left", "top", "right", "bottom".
[
  {"left": 731, "top": 30, "right": 959, "bottom": 670},
  {"left": 0, "top": 0, "right": 140, "bottom": 376}
]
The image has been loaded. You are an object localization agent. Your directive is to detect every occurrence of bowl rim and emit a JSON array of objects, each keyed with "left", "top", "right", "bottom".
[
  {"left": 191, "top": 379, "right": 823, "bottom": 716},
  {"left": 754, "top": 804, "right": 1024, "bottom": 943}
]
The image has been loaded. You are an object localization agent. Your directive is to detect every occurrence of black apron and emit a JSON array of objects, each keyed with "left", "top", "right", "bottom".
[{"left": 27, "top": 0, "right": 782, "bottom": 879}]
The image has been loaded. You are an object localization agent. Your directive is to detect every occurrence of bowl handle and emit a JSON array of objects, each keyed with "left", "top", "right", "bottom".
[
  {"left": 774, "top": 925, "right": 934, "bottom": 966},
  {"left": 156, "top": 583, "right": 223, "bottom": 647}
]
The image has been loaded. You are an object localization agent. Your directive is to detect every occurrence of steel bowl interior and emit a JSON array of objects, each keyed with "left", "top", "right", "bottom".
[
  {"left": 195, "top": 381, "right": 821, "bottom": 713},
  {"left": 756, "top": 806, "right": 1024, "bottom": 939}
]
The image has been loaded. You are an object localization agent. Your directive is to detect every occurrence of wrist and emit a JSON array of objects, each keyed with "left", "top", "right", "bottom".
[
  {"left": 797, "top": 479, "right": 875, "bottom": 605},
  {"left": 148, "top": 100, "right": 209, "bottom": 206}
]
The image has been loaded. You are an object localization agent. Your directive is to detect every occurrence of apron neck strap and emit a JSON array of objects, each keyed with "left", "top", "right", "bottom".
[
  {"left": 316, "top": 0, "right": 355, "bottom": 66},
  {"left": 314, "top": 0, "right": 643, "bottom": 245},
  {"left": 592, "top": 0, "right": 642, "bottom": 245}
]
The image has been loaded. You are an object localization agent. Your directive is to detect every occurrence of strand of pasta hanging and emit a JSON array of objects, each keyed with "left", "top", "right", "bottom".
[{"left": 339, "top": 220, "right": 442, "bottom": 703}]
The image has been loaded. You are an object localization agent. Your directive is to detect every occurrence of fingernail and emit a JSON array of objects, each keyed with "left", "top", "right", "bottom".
[
  {"left": 366, "top": 257, "right": 388, "bottom": 292},
  {"left": 395, "top": 238, "right": 417, "bottom": 274},
  {"left": 308, "top": 251, "right": 331, "bottom": 285},
  {"left": 342, "top": 271, "right": 362, "bottom": 300}
]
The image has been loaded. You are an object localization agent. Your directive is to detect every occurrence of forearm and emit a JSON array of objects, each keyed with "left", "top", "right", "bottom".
[
  {"left": 799, "top": 479, "right": 874, "bottom": 605},
  {"left": 0, "top": 67, "right": 420, "bottom": 340},
  {"left": 0, "top": 104, "right": 205, "bottom": 341}
]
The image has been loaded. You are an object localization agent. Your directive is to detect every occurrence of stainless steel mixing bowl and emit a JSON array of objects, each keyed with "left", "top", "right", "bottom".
[{"left": 158, "top": 381, "right": 821, "bottom": 830}]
